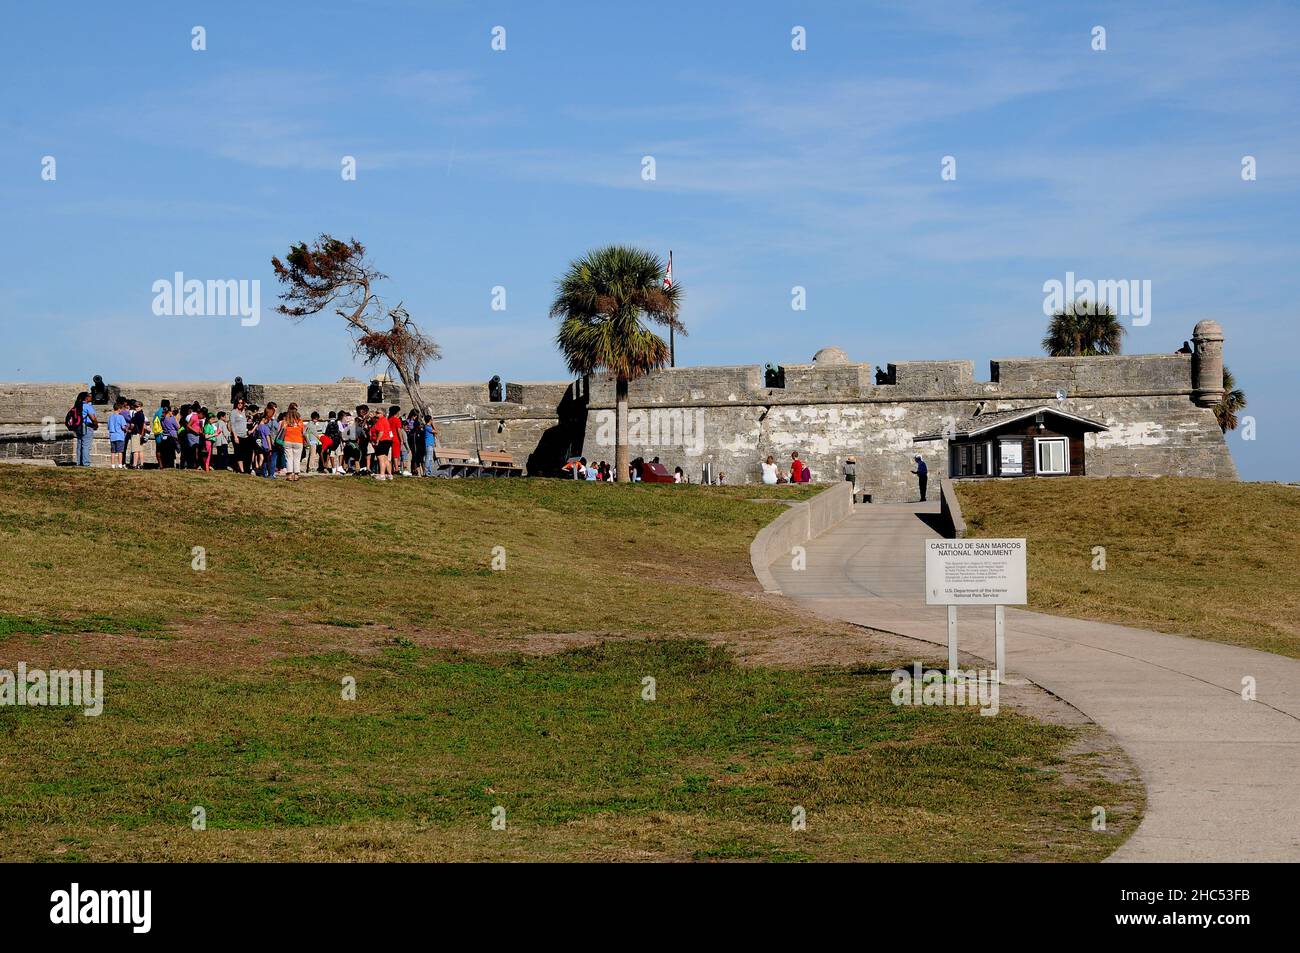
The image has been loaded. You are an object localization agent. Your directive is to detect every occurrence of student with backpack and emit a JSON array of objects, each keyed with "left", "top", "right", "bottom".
[
  {"left": 66, "top": 391, "right": 97, "bottom": 467},
  {"left": 151, "top": 399, "right": 170, "bottom": 467},
  {"left": 322, "top": 412, "right": 341, "bottom": 473}
]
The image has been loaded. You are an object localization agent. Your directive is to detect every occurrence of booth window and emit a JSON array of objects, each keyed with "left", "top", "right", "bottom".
[{"left": 1034, "top": 437, "right": 1069, "bottom": 475}]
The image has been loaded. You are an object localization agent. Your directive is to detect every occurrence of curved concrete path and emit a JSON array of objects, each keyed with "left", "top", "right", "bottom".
[{"left": 768, "top": 500, "right": 1300, "bottom": 861}]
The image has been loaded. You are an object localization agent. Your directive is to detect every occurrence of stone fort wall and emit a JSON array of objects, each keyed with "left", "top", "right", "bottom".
[{"left": 0, "top": 323, "right": 1236, "bottom": 500}]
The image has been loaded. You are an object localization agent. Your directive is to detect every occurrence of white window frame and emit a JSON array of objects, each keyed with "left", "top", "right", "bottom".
[{"left": 1034, "top": 437, "right": 1069, "bottom": 475}]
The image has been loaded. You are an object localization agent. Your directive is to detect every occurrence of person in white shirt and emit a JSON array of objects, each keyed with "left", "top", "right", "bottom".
[{"left": 761, "top": 454, "right": 780, "bottom": 485}]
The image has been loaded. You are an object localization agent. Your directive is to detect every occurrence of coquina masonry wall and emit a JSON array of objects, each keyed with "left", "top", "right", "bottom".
[
  {"left": 0, "top": 380, "right": 572, "bottom": 472},
  {"left": 580, "top": 328, "right": 1236, "bottom": 500},
  {"left": 0, "top": 324, "right": 1237, "bottom": 499}
]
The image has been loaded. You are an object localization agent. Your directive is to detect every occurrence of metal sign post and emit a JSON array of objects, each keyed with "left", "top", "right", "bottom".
[
  {"left": 994, "top": 605, "right": 1006, "bottom": 683},
  {"left": 947, "top": 606, "right": 958, "bottom": 674},
  {"left": 926, "top": 539, "right": 1027, "bottom": 685}
]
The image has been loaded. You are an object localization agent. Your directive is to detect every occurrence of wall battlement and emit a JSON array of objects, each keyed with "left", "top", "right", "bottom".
[{"left": 0, "top": 324, "right": 1236, "bottom": 499}]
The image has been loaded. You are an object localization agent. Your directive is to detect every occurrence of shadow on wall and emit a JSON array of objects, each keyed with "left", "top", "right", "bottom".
[{"left": 527, "top": 384, "right": 587, "bottom": 477}]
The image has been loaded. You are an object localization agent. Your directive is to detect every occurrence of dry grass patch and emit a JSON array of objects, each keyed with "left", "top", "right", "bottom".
[{"left": 957, "top": 477, "right": 1300, "bottom": 657}]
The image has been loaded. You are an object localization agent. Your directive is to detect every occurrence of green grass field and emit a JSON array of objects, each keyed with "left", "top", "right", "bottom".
[
  {"left": 957, "top": 477, "right": 1300, "bottom": 658},
  {"left": 0, "top": 466, "right": 1140, "bottom": 861}
]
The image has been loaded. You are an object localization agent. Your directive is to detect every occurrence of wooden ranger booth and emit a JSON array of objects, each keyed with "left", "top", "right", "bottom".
[{"left": 914, "top": 406, "right": 1108, "bottom": 480}]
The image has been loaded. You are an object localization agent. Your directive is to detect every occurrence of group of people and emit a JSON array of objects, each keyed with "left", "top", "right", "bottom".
[
  {"left": 67, "top": 391, "right": 444, "bottom": 480},
  {"left": 563, "top": 456, "right": 715, "bottom": 484},
  {"left": 761, "top": 451, "right": 813, "bottom": 485}
]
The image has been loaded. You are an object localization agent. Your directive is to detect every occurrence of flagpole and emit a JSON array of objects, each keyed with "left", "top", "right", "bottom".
[{"left": 667, "top": 250, "right": 675, "bottom": 367}]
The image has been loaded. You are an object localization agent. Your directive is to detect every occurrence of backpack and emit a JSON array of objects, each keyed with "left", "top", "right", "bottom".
[
  {"left": 152, "top": 414, "right": 163, "bottom": 436},
  {"left": 64, "top": 405, "right": 81, "bottom": 431}
]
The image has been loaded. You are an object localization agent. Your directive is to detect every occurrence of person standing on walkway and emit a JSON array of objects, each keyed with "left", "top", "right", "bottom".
[
  {"left": 843, "top": 456, "right": 857, "bottom": 502},
  {"left": 912, "top": 455, "right": 928, "bottom": 502}
]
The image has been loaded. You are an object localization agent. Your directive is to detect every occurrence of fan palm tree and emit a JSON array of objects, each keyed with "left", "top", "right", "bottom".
[
  {"left": 1041, "top": 300, "right": 1125, "bottom": 356},
  {"left": 1214, "top": 366, "right": 1246, "bottom": 433},
  {"left": 550, "top": 246, "right": 683, "bottom": 482}
]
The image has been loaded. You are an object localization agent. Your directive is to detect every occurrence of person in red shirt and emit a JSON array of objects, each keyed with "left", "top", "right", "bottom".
[
  {"left": 388, "top": 405, "right": 405, "bottom": 475},
  {"left": 369, "top": 412, "right": 395, "bottom": 480},
  {"left": 790, "top": 451, "right": 805, "bottom": 484}
]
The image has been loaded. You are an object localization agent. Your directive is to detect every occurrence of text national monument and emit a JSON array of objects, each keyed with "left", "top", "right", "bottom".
[{"left": 0, "top": 320, "right": 1234, "bottom": 501}]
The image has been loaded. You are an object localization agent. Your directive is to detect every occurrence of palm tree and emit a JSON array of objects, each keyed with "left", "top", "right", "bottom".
[
  {"left": 1214, "top": 366, "right": 1246, "bottom": 433},
  {"left": 550, "top": 246, "right": 683, "bottom": 482},
  {"left": 1041, "top": 300, "right": 1125, "bottom": 356}
]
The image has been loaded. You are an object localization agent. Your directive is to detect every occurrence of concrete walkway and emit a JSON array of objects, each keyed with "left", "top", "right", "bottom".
[{"left": 768, "top": 500, "right": 1300, "bottom": 861}]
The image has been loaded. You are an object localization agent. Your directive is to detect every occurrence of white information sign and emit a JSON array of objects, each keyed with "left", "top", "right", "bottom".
[{"left": 925, "top": 539, "right": 1027, "bottom": 606}]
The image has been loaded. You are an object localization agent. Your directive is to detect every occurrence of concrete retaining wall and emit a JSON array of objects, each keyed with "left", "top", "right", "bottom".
[
  {"left": 749, "top": 482, "right": 855, "bottom": 594},
  {"left": 939, "top": 477, "right": 966, "bottom": 539}
]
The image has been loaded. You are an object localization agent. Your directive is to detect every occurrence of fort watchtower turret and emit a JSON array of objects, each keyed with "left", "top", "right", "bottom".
[{"left": 1192, "top": 319, "right": 1225, "bottom": 408}]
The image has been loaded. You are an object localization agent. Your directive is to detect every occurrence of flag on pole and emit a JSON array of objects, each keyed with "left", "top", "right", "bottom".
[{"left": 663, "top": 250, "right": 673, "bottom": 289}]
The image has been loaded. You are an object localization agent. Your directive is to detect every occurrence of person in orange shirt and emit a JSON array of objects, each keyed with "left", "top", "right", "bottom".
[{"left": 278, "top": 402, "right": 308, "bottom": 482}]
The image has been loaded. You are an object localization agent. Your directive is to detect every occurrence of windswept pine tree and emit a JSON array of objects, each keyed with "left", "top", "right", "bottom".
[{"left": 272, "top": 235, "right": 440, "bottom": 412}]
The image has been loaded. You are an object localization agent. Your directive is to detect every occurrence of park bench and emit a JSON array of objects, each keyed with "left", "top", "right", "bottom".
[
  {"left": 431, "top": 447, "right": 480, "bottom": 477},
  {"left": 478, "top": 450, "right": 523, "bottom": 477}
]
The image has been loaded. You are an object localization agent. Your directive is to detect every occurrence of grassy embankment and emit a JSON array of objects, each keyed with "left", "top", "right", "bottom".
[
  {"left": 0, "top": 466, "right": 1140, "bottom": 861},
  {"left": 957, "top": 476, "right": 1300, "bottom": 658}
]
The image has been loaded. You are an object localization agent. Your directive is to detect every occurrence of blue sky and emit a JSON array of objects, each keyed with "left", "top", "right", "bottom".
[{"left": 1, "top": 1, "right": 1296, "bottom": 480}]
